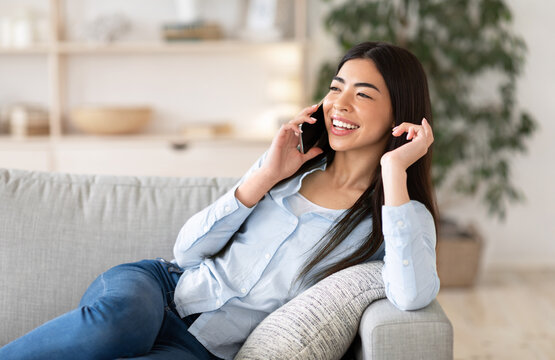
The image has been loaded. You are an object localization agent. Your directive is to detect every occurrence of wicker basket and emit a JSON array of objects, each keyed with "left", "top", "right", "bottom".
[
  {"left": 436, "top": 222, "right": 483, "bottom": 287},
  {"left": 71, "top": 106, "right": 152, "bottom": 135}
]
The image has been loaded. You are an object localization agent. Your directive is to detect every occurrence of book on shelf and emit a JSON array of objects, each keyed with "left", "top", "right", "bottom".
[{"left": 162, "top": 22, "right": 223, "bottom": 41}]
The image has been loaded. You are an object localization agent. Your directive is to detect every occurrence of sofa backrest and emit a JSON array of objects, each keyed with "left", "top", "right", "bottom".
[{"left": 0, "top": 168, "right": 236, "bottom": 345}]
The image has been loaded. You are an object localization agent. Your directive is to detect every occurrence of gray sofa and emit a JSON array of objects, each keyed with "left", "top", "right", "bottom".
[{"left": 0, "top": 168, "right": 453, "bottom": 359}]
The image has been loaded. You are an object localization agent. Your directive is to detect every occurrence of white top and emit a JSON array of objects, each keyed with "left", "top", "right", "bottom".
[{"left": 286, "top": 192, "right": 346, "bottom": 217}]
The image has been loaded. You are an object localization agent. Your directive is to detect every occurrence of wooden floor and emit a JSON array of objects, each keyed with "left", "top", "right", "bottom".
[{"left": 437, "top": 266, "right": 555, "bottom": 360}]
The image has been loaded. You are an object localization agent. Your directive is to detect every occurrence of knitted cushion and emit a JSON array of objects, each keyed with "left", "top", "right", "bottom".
[{"left": 235, "top": 261, "right": 386, "bottom": 360}]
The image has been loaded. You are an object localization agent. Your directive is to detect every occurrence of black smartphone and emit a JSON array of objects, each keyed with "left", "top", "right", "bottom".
[{"left": 299, "top": 104, "right": 326, "bottom": 154}]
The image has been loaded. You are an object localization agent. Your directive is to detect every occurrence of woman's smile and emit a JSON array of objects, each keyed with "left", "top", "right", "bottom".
[{"left": 331, "top": 115, "right": 360, "bottom": 135}]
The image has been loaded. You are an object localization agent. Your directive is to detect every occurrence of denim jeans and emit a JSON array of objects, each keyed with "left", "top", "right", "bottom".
[{"left": 0, "top": 259, "right": 221, "bottom": 360}]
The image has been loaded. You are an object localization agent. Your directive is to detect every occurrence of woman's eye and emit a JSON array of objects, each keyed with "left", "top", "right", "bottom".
[
  {"left": 358, "top": 92, "right": 372, "bottom": 99},
  {"left": 329, "top": 86, "right": 340, "bottom": 91}
]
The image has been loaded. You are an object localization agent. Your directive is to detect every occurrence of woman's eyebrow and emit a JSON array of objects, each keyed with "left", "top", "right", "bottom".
[{"left": 333, "top": 76, "right": 381, "bottom": 93}]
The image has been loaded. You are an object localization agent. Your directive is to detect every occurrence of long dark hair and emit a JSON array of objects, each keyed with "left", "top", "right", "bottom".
[{"left": 287, "top": 41, "right": 439, "bottom": 287}]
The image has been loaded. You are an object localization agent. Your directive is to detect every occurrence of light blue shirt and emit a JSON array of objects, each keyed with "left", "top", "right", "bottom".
[{"left": 172, "top": 153, "right": 440, "bottom": 359}]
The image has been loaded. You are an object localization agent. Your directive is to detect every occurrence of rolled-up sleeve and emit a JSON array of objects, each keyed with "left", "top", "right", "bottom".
[
  {"left": 381, "top": 200, "right": 440, "bottom": 311},
  {"left": 173, "top": 152, "right": 267, "bottom": 268}
]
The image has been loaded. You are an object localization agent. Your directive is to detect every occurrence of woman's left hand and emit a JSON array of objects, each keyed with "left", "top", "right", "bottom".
[{"left": 380, "top": 118, "right": 434, "bottom": 170}]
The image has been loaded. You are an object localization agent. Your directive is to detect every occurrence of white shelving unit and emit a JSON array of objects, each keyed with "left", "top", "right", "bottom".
[{"left": 0, "top": 0, "right": 308, "bottom": 176}]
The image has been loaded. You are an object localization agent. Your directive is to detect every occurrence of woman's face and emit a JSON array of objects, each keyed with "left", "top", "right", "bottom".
[{"left": 322, "top": 58, "right": 394, "bottom": 154}]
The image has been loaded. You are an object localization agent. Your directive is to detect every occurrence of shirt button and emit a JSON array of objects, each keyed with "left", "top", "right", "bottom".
[
  {"left": 265, "top": 253, "right": 271, "bottom": 260},
  {"left": 224, "top": 205, "right": 231, "bottom": 213},
  {"left": 215, "top": 299, "right": 221, "bottom": 306},
  {"left": 397, "top": 220, "right": 405, "bottom": 228},
  {"left": 403, "top": 259, "right": 409, "bottom": 266},
  {"left": 241, "top": 288, "right": 247, "bottom": 294},
  {"left": 203, "top": 225, "right": 209, "bottom": 232}
]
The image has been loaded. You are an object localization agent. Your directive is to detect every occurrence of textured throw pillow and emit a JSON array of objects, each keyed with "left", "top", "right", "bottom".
[{"left": 235, "top": 261, "right": 386, "bottom": 360}]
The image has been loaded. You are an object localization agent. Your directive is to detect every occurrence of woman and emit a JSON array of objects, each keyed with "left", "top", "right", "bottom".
[{"left": 0, "top": 41, "right": 439, "bottom": 360}]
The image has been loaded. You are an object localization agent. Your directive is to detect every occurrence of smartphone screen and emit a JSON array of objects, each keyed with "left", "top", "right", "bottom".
[{"left": 299, "top": 104, "right": 326, "bottom": 154}]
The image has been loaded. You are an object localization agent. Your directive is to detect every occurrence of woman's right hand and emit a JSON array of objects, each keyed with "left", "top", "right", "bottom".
[
  {"left": 235, "top": 105, "right": 324, "bottom": 208},
  {"left": 260, "top": 104, "right": 324, "bottom": 183}
]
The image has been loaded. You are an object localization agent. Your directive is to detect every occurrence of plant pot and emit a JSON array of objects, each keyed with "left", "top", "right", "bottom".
[{"left": 436, "top": 219, "right": 483, "bottom": 287}]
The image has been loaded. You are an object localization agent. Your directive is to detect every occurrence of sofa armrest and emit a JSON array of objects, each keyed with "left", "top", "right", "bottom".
[{"left": 355, "top": 298, "right": 453, "bottom": 360}]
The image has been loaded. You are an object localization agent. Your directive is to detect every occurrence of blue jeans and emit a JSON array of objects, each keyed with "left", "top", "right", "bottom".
[{"left": 0, "top": 259, "right": 221, "bottom": 360}]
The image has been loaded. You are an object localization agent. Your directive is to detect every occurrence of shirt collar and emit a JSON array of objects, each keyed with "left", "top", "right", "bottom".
[
  {"left": 269, "top": 158, "right": 346, "bottom": 221},
  {"left": 269, "top": 158, "right": 327, "bottom": 200}
]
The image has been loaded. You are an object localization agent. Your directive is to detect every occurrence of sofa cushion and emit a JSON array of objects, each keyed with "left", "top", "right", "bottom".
[
  {"left": 235, "top": 261, "right": 385, "bottom": 360},
  {"left": 0, "top": 168, "right": 237, "bottom": 345}
]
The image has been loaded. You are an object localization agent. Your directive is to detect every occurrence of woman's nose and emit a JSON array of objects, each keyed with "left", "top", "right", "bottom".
[
  {"left": 333, "top": 94, "right": 351, "bottom": 112},
  {"left": 333, "top": 98, "right": 350, "bottom": 111}
]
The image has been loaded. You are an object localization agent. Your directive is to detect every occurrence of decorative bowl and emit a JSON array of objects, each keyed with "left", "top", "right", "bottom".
[{"left": 71, "top": 106, "right": 152, "bottom": 135}]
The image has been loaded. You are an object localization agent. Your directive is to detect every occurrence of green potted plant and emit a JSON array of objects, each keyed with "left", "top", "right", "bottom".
[{"left": 314, "top": 0, "right": 537, "bottom": 286}]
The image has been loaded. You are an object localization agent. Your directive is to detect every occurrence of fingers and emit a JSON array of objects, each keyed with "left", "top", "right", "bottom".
[
  {"left": 392, "top": 123, "right": 419, "bottom": 139},
  {"left": 281, "top": 123, "right": 302, "bottom": 137},
  {"left": 407, "top": 127, "right": 416, "bottom": 140},
  {"left": 421, "top": 118, "right": 434, "bottom": 144},
  {"left": 392, "top": 118, "right": 434, "bottom": 142},
  {"left": 288, "top": 104, "right": 320, "bottom": 126},
  {"left": 289, "top": 115, "right": 317, "bottom": 127},
  {"left": 303, "top": 103, "right": 319, "bottom": 115}
]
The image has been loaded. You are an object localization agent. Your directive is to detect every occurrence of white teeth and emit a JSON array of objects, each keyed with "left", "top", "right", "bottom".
[{"left": 332, "top": 119, "right": 359, "bottom": 130}]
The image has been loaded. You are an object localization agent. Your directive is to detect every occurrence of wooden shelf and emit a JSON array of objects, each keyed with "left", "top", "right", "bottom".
[
  {"left": 59, "top": 133, "right": 272, "bottom": 145},
  {"left": 0, "top": 135, "right": 51, "bottom": 142},
  {"left": 0, "top": 133, "right": 272, "bottom": 146},
  {"left": 0, "top": 45, "right": 50, "bottom": 55},
  {"left": 56, "top": 40, "right": 304, "bottom": 55},
  {"left": 0, "top": 0, "right": 306, "bottom": 174},
  {"left": 0, "top": 41, "right": 303, "bottom": 55}
]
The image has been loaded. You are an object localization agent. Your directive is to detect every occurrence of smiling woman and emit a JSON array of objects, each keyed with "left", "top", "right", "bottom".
[
  {"left": 271, "top": 41, "right": 438, "bottom": 289},
  {"left": 0, "top": 42, "right": 440, "bottom": 360}
]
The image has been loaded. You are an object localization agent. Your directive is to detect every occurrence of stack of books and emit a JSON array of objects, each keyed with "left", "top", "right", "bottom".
[{"left": 162, "top": 22, "right": 223, "bottom": 41}]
